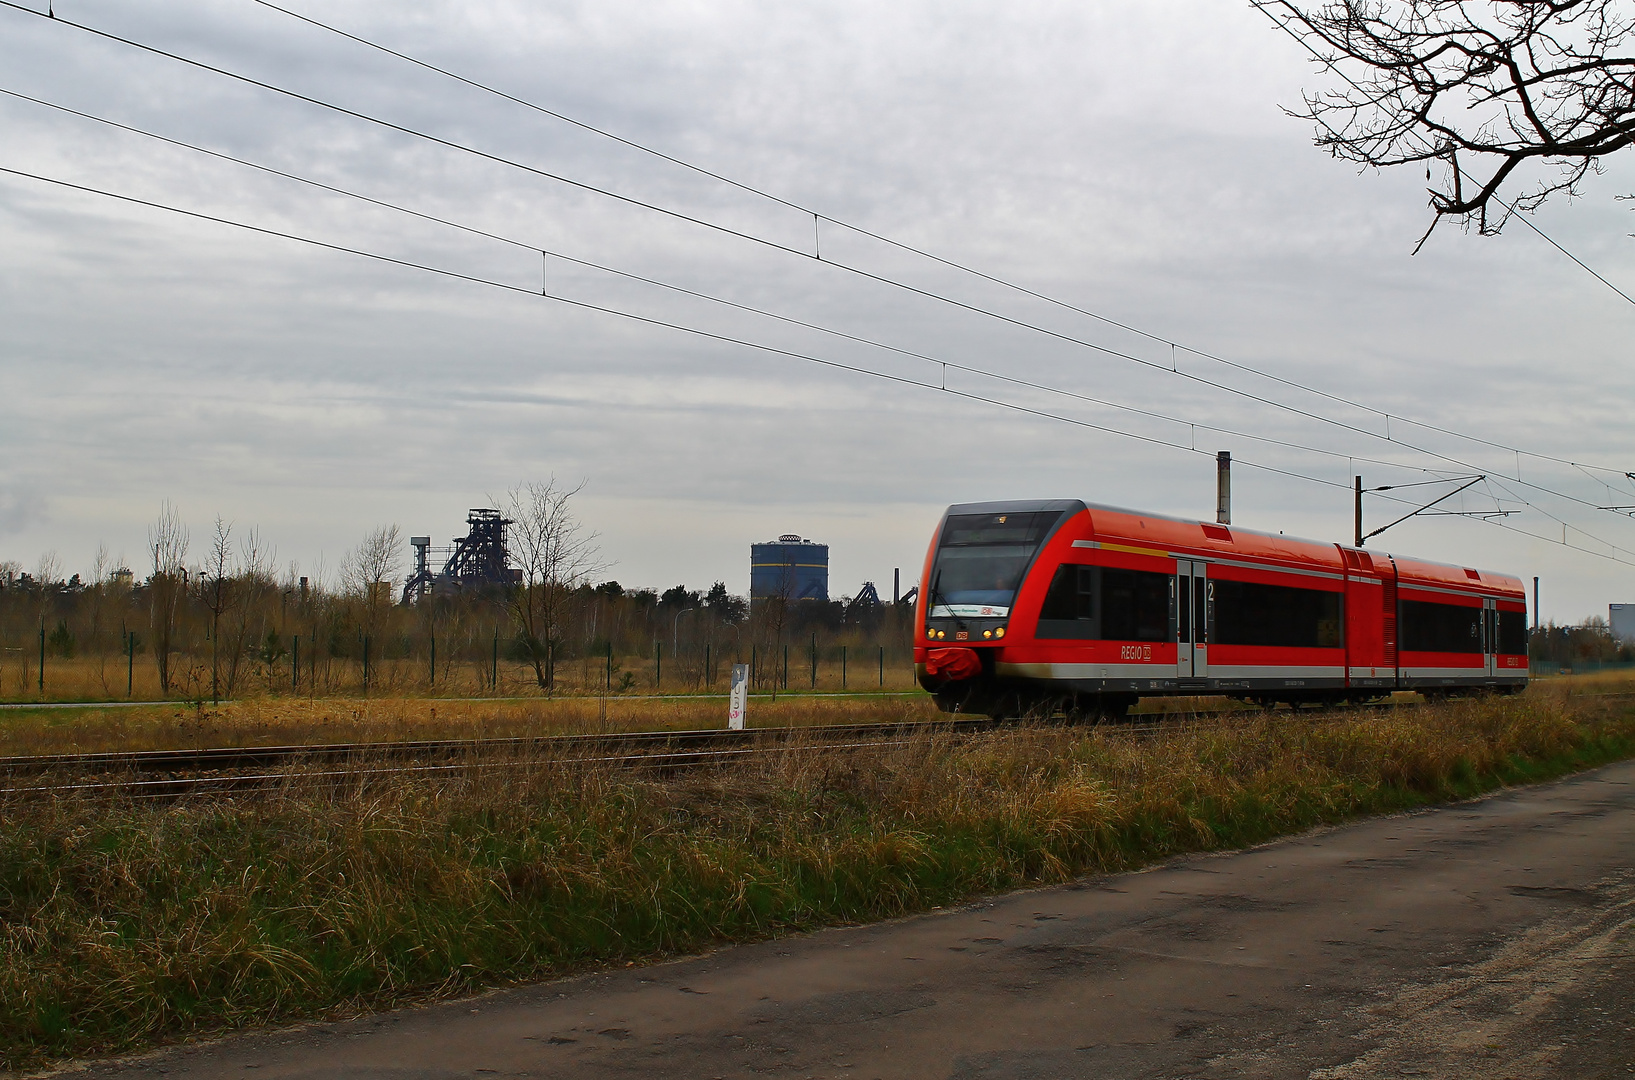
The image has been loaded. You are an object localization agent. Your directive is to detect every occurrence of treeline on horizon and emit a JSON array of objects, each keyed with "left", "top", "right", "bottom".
[
  {"left": 1, "top": 490, "right": 1627, "bottom": 701},
  {"left": 0, "top": 488, "right": 917, "bottom": 700}
]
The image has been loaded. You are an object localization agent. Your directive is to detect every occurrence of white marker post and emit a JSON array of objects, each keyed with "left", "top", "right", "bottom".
[{"left": 727, "top": 663, "right": 749, "bottom": 730}]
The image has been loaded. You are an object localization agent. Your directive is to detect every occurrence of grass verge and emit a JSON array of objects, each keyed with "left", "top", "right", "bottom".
[
  {"left": 3, "top": 690, "right": 1633, "bottom": 1071},
  {"left": 0, "top": 693, "right": 941, "bottom": 756}
]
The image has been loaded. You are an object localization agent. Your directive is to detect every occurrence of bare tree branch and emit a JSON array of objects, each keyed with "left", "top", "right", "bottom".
[
  {"left": 506, "top": 479, "right": 605, "bottom": 689},
  {"left": 1257, "top": 0, "right": 1635, "bottom": 241},
  {"left": 343, "top": 524, "right": 403, "bottom": 644},
  {"left": 147, "top": 501, "right": 188, "bottom": 696}
]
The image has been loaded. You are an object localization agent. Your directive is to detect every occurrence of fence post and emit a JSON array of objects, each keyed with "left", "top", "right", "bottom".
[
  {"left": 751, "top": 644, "right": 757, "bottom": 688},
  {"left": 879, "top": 645, "right": 884, "bottom": 687},
  {"left": 363, "top": 635, "right": 371, "bottom": 694},
  {"left": 606, "top": 641, "right": 613, "bottom": 691},
  {"left": 429, "top": 631, "right": 436, "bottom": 689},
  {"left": 810, "top": 633, "right": 816, "bottom": 689},
  {"left": 38, "top": 621, "right": 45, "bottom": 695},
  {"left": 292, "top": 634, "right": 300, "bottom": 693},
  {"left": 783, "top": 644, "right": 789, "bottom": 690},
  {"left": 492, "top": 631, "right": 499, "bottom": 692},
  {"left": 127, "top": 630, "right": 135, "bottom": 697},
  {"left": 842, "top": 645, "right": 847, "bottom": 689},
  {"left": 656, "top": 641, "right": 662, "bottom": 689},
  {"left": 705, "top": 643, "right": 711, "bottom": 688}
]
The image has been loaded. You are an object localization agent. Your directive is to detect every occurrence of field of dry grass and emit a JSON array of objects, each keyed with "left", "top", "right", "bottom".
[
  {"left": 0, "top": 651, "right": 924, "bottom": 706},
  {"left": 3, "top": 681, "right": 1633, "bottom": 1071},
  {"left": 0, "top": 692, "right": 937, "bottom": 756}
]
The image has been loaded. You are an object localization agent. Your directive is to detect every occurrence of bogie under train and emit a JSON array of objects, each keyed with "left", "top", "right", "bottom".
[{"left": 914, "top": 500, "right": 1527, "bottom": 718}]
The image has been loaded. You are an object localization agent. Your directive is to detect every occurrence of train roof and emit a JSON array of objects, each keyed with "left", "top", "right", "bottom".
[{"left": 941, "top": 499, "right": 1525, "bottom": 598}]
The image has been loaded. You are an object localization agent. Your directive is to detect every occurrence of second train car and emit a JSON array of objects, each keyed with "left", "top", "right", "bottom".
[{"left": 915, "top": 499, "right": 1528, "bottom": 718}]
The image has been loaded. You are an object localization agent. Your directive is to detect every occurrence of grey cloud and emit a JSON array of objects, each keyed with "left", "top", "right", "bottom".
[{"left": 0, "top": 0, "right": 1632, "bottom": 616}]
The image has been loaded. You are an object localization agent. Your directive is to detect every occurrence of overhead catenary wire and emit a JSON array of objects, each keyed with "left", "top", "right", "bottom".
[
  {"left": 6, "top": 0, "right": 1635, "bottom": 511},
  {"left": 5, "top": 103, "right": 1632, "bottom": 560},
  {"left": 249, "top": 0, "right": 1635, "bottom": 484},
  {"left": 5, "top": 11, "right": 1633, "bottom": 556},
  {"left": 33, "top": 77, "right": 1635, "bottom": 563},
  {"left": 0, "top": 161, "right": 1342, "bottom": 492},
  {"left": 6, "top": 6, "right": 1634, "bottom": 558},
  {"left": 5, "top": 160, "right": 1632, "bottom": 569},
  {"left": 0, "top": 84, "right": 1482, "bottom": 482}
]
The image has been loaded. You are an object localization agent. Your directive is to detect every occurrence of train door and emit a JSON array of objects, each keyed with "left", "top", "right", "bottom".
[
  {"left": 1482, "top": 597, "right": 1498, "bottom": 679},
  {"left": 1176, "top": 560, "right": 1208, "bottom": 680},
  {"left": 1383, "top": 560, "right": 1399, "bottom": 688}
]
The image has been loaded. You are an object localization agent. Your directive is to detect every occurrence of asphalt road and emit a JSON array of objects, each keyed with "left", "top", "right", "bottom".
[{"left": 57, "top": 761, "right": 1635, "bottom": 1080}]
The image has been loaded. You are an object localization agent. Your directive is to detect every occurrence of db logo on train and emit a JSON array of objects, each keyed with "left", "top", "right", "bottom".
[{"left": 1119, "top": 645, "right": 1153, "bottom": 661}]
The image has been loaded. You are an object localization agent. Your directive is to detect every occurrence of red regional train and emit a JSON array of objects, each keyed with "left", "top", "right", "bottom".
[{"left": 915, "top": 500, "right": 1529, "bottom": 718}]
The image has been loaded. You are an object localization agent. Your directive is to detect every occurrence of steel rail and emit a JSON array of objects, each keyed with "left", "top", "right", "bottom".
[
  {"left": 0, "top": 693, "right": 1536, "bottom": 801},
  {"left": 0, "top": 691, "right": 1539, "bottom": 789},
  {"left": 0, "top": 719, "right": 998, "bottom": 775},
  {"left": 0, "top": 696, "right": 1453, "bottom": 777},
  {"left": 0, "top": 738, "right": 921, "bottom": 799}
]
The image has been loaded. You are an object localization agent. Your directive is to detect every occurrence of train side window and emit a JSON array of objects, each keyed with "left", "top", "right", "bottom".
[
  {"left": 1497, "top": 609, "right": 1529, "bottom": 655},
  {"left": 1103, "top": 568, "right": 1170, "bottom": 642},
  {"left": 1212, "top": 579, "right": 1342, "bottom": 649},
  {"left": 1039, "top": 564, "right": 1094, "bottom": 621},
  {"left": 1400, "top": 599, "right": 1484, "bottom": 654},
  {"left": 1036, "top": 565, "right": 1168, "bottom": 642}
]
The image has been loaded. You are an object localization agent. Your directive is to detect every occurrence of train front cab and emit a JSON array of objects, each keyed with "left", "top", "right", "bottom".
[{"left": 915, "top": 500, "right": 1528, "bottom": 718}]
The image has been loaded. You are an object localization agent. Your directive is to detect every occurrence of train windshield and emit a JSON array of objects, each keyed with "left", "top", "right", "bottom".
[{"left": 929, "top": 510, "right": 1062, "bottom": 618}]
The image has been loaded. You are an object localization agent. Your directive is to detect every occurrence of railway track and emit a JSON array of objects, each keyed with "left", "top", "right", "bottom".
[
  {"left": 0, "top": 720, "right": 1004, "bottom": 800},
  {"left": 0, "top": 719, "right": 999, "bottom": 775},
  {"left": 4, "top": 690, "right": 1600, "bottom": 800}
]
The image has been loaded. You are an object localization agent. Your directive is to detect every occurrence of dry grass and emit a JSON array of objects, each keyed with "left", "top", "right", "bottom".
[
  {"left": 0, "top": 694, "right": 938, "bottom": 756},
  {"left": 0, "top": 653, "right": 924, "bottom": 706},
  {"left": 1529, "top": 665, "right": 1635, "bottom": 696},
  {"left": 2, "top": 688, "right": 1632, "bottom": 1071}
]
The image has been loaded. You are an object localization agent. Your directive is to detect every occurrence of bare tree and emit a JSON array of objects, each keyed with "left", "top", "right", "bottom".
[
  {"left": 506, "top": 479, "right": 604, "bottom": 689},
  {"left": 225, "top": 527, "right": 276, "bottom": 697},
  {"left": 752, "top": 569, "right": 797, "bottom": 696},
  {"left": 88, "top": 543, "right": 113, "bottom": 694},
  {"left": 201, "top": 517, "right": 235, "bottom": 704},
  {"left": 31, "top": 550, "right": 61, "bottom": 643},
  {"left": 148, "top": 501, "right": 189, "bottom": 696},
  {"left": 342, "top": 524, "right": 403, "bottom": 644},
  {"left": 1257, "top": 1, "right": 1635, "bottom": 245}
]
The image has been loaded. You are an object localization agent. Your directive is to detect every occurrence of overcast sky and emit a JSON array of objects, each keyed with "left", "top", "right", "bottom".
[{"left": 3, "top": 0, "right": 1634, "bottom": 621}]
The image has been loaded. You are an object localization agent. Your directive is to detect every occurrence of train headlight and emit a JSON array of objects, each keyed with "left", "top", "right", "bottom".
[
  {"left": 982, "top": 629, "right": 992, "bottom": 639},
  {"left": 995, "top": 626, "right": 1006, "bottom": 638}
]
